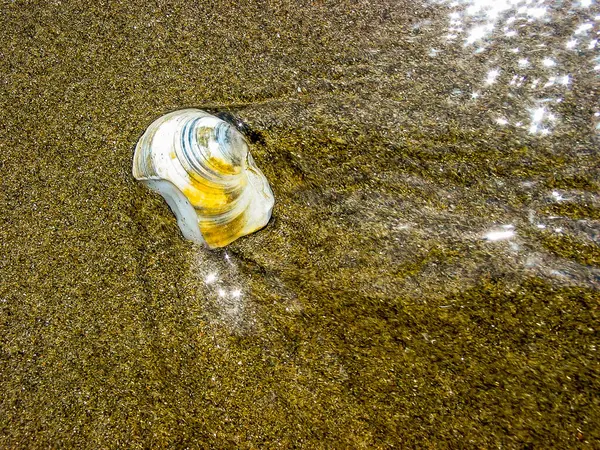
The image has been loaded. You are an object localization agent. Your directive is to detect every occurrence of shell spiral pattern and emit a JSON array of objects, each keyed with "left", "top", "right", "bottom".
[{"left": 133, "top": 109, "right": 274, "bottom": 248}]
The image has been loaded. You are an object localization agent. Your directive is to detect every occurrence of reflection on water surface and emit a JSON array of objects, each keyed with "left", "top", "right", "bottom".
[{"left": 431, "top": 0, "right": 599, "bottom": 136}]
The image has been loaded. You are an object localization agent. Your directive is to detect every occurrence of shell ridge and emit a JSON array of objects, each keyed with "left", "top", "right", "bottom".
[{"left": 133, "top": 109, "right": 274, "bottom": 248}]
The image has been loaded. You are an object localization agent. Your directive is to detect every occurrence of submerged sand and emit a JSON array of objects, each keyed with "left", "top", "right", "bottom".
[{"left": 0, "top": 0, "right": 598, "bottom": 447}]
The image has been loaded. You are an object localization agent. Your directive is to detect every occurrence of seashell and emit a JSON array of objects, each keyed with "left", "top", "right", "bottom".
[{"left": 133, "top": 108, "right": 274, "bottom": 248}]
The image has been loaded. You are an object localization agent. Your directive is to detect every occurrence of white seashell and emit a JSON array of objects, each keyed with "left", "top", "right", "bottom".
[{"left": 133, "top": 108, "right": 274, "bottom": 248}]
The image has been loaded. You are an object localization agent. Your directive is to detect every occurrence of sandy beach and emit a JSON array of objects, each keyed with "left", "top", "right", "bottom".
[{"left": 1, "top": 0, "right": 598, "bottom": 447}]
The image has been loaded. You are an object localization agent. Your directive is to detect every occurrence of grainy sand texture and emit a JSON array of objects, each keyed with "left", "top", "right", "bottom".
[{"left": 1, "top": 0, "right": 598, "bottom": 447}]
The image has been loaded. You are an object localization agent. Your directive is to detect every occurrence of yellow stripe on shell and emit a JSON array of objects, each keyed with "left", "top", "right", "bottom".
[{"left": 199, "top": 210, "right": 248, "bottom": 248}]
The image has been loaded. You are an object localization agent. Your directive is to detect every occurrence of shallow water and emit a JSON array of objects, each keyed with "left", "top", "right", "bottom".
[{"left": 0, "top": 0, "right": 598, "bottom": 447}]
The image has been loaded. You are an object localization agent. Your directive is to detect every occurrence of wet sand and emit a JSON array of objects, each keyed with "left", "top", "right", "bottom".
[{"left": 1, "top": 0, "right": 599, "bottom": 447}]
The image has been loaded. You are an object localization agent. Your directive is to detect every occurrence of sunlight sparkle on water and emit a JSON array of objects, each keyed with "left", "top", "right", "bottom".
[
  {"left": 566, "top": 39, "right": 578, "bottom": 49},
  {"left": 465, "top": 0, "right": 522, "bottom": 18},
  {"left": 466, "top": 25, "right": 491, "bottom": 44},
  {"left": 575, "top": 23, "right": 593, "bottom": 34},
  {"left": 526, "top": 7, "right": 547, "bottom": 19},
  {"left": 485, "top": 227, "right": 515, "bottom": 241},
  {"left": 485, "top": 68, "right": 500, "bottom": 84},
  {"left": 532, "top": 107, "right": 545, "bottom": 123},
  {"left": 205, "top": 272, "right": 218, "bottom": 284},
  {"left": 434, "top": 0, "right": 595, "bottom": 134}
]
